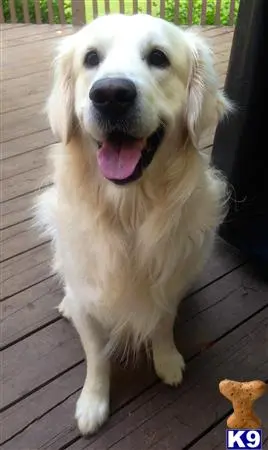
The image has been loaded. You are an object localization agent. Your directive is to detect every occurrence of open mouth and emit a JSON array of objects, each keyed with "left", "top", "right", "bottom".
[{"left": 96, "top": 125, "right": 165, "bottom": 185}]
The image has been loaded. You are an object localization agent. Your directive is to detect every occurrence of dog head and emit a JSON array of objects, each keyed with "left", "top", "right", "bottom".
[{"left": 47, "top": 14, "right": 231, "bottom": 185}]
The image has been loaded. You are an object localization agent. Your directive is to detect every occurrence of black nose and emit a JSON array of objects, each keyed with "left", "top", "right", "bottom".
[{"left": 89, "top": 78, "right": 137, "bottom": 117}]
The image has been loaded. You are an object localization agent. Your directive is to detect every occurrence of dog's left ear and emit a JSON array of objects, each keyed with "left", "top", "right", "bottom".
[
  {"left": 47, "top": 34, "right": 76, "bottom": 144},
  {"left": 185, "top": 32, "right": 233, "bottom": 147}
]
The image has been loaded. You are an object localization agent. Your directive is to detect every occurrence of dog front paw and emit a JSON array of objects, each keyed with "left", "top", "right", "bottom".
[
  {"left": 153, "top": 348, "right": 185, "bottom": 386},
  {"left": 75, "top": 389, "right": 109, "bottom": 435}
]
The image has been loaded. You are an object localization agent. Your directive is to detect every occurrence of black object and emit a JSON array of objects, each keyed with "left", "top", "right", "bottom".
[{"left": 212, "top": 0, "right": 268, "bottom": 274}]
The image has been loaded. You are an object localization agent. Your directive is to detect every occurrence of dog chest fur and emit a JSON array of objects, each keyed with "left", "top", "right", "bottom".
[{"left": 37, "top": 140, "right": 223, "bottom": 347}]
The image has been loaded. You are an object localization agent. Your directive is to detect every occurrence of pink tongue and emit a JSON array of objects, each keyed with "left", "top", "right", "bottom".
[{"left": 97, "top": 138, "right": 145, "bottom": 180}]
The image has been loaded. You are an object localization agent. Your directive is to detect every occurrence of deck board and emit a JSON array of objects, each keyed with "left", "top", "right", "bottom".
[
  {"left": 1, "top": 242, "right": 51, "bottom": 299},
  {"left": 2, "top": 103, "right": 50, "bottom": 142},
  {"left": 2, "top": 260, "right": 267, "bottom": 448},
  {"left": 1, "top": 275, "right": 60, "bottom": 349},
  {"left": 1, "top": 129, "right": 55, "bottom": 161},
  {"left": 3, "top": 71, "right": 51, "bottom": 113},
  {"left": 5, "top": 306, "right": 265, "bottom": 450},
  {"left": 2, "top": 23, "right": 268, "bottom": 450},
  {"left": 2, "top": 164, "right": 50, "bottom": 202},
  {"left": 1, "top": 188, "right": 47, "bottom": 229},
  {"left": 2, "top": 243, "right": 247, "bottom": 406},
  {"left": 1, "top": 216, "right": 47, "bottom": 262},
  {"left": 67, "top": 310, "right": 267, "bottom": 450}
]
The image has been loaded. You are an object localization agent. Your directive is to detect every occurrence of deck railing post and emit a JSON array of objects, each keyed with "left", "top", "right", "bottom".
[
  {"left": 34, "top": 0, "right": 42, "bottom": 24},
  {"left": 72, "top": 0, "right": 86, "bottom": 26},
  {"left": 8, "top": 0, "right": 17, "bottom": 23},
  {"left": 0, "top": 1, "right": 4, "bottom": 23}
]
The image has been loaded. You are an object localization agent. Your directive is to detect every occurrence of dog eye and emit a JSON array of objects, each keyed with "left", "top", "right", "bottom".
[
  {"left": 84, "top": 50, "right": 100, "bottom": 68},
  {"left": 146, "top": 49, "right": 170, "bottom": 68}
]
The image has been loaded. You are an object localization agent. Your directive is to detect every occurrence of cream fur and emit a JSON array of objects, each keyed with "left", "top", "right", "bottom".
[{"left": 36, "top": 14, "right": 231, "bottom": 435}]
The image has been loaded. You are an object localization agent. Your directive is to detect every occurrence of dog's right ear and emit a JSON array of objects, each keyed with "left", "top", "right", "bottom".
[{"left": 47, "top": 35, "right": 76, "bottom": 144}]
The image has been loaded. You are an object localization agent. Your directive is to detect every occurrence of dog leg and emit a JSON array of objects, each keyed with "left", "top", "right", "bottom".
[
  {"left": 71, "top": 309, "right": 110, "bottom": 435},
  {"left": 151, "top": 314, "right": 185, "bottom": 386},
  {"left": 57, "top": 295, "right": 72, "bottom": 320}
]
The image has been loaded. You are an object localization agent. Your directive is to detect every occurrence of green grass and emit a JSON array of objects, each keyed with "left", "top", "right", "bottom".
[
  {"left": 85, "top": 0, "right": 154, "bottom": 21},
  {"left": 85, "top": 0, "right": 239, "bottom": 24},
  {"left": 3, "top": 0, "right": 239, "bottom": 25}
]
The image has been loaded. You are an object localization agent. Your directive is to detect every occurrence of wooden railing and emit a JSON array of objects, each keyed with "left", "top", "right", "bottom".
[{"left": 0, "top": 0, "right": 238, "bottom": 26}]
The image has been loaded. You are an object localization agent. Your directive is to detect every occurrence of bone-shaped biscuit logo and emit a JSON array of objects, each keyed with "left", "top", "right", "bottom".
[{"left": 219, "top": 379, "right": 267, "bottom": 429}]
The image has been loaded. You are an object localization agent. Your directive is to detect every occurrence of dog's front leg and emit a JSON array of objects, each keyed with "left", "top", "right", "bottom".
[
  {"left": 151, "top": 313, "right": 185, "bottom": 386},
  {"left": 70, "top": 308, "right": 110, "bottom": 435}
]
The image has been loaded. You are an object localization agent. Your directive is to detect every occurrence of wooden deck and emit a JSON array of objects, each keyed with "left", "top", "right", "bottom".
[{"left": 1, "top": 24, "right": 268, "bottom": 450}]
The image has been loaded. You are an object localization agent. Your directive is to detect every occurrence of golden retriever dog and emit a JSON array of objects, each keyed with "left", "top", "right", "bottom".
[{"left": 36, "top": 14, "right": 231, "bottom": 435}]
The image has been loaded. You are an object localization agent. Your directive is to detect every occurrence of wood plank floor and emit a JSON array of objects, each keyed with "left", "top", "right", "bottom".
[{"left": 1, "top": 24, "right": 268, "bottom": 450}]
